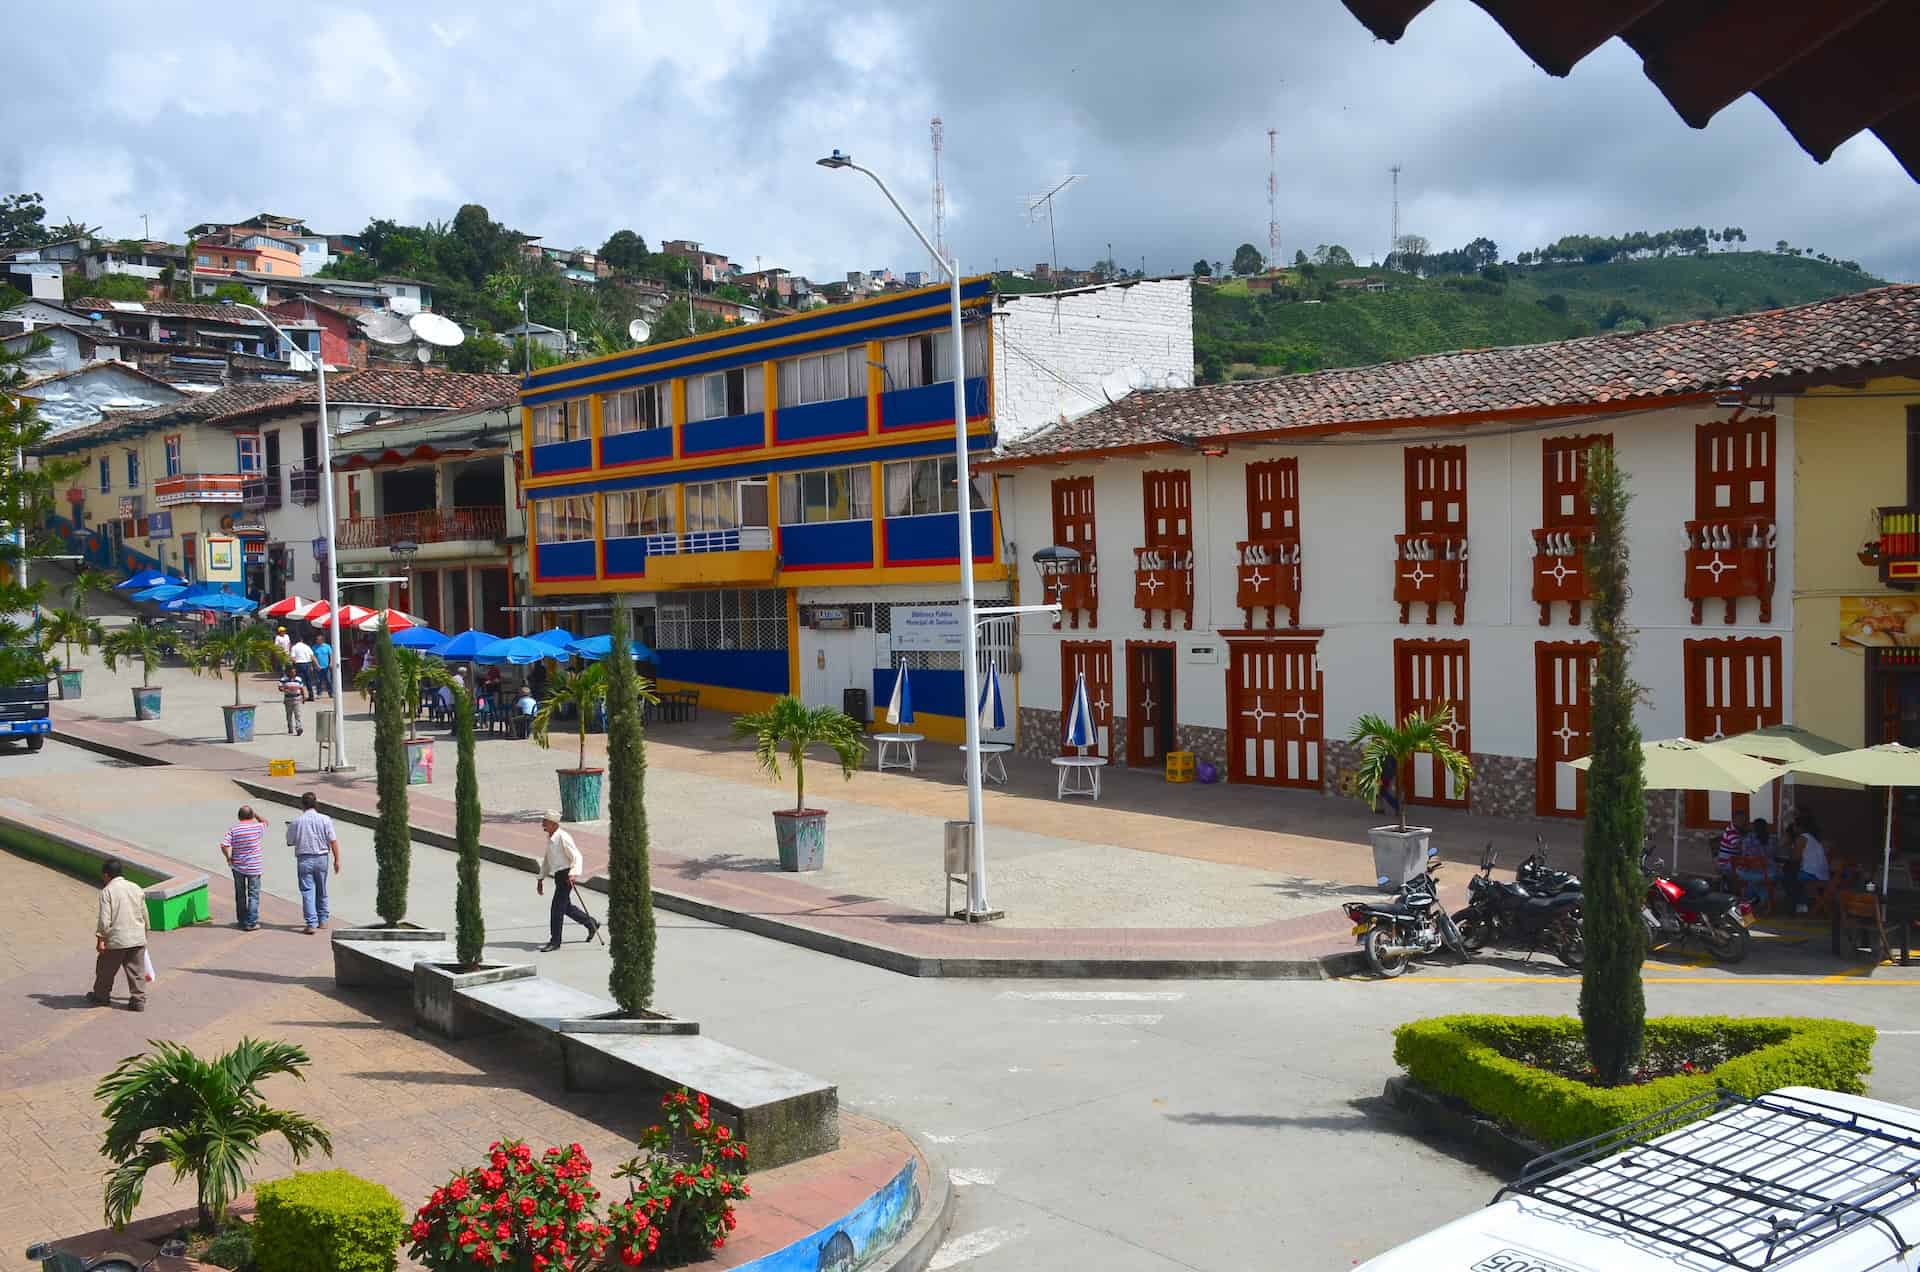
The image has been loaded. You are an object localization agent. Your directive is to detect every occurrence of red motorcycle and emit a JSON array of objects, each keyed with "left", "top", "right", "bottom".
[{"left": 1642, "top": 850, "right": 1753, "bottom": 963}]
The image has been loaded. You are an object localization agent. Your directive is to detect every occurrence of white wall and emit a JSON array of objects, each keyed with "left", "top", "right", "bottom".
[
  {"left": 1002, "top": 401, "right": 1795, "bottom": 762},
  {"left": 991, "top": 279, "right": 1193, "bottom": 444}
]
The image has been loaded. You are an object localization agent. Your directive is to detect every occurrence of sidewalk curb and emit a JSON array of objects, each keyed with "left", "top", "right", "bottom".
[{"left": 875, "top": 1136, "right": 958, "bottom": 1272}]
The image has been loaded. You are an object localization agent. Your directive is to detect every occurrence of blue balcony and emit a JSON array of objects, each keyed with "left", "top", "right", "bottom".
[
  {"left": 780, "top": 520, "right": 875, "bottom": 570},
  {"left": 601, "top": 427, "right": 672, "bottom": 468},
  {"left": 529, "top": 438, "right": 592, "bottom": 477},
  {"left": 534, "top": 540, "right": 595, "bottom": 582},
  {"left": 878, "top": 377, "right": 987, "bottom": 433},
  {"left": 882, "top": 508, "right": 993, "bottom": 567},
  {"left": 775, "top": 397, "right": 867, "bottom": 445},
  {"left": 683, "top": 412, "right": 764, "bottom": 456}
]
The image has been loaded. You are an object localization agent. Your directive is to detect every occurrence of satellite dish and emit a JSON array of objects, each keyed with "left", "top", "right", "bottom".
[
  {"left": 415, "top": 344, "right": 433, "bottom": 364},
  {"left": 627, "top": 318, "right": 651, "bottom": 342},
  {"left": 356, "top": 311, "right": 413, "bottom": 345},
  {"left": 408, "top": 312, "right": 464, "bottom": 347}
]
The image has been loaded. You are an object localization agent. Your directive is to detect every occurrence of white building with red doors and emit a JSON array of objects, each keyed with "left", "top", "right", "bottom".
[{"left": 985, "top": 288, "right": 1920, "bottom": 832}]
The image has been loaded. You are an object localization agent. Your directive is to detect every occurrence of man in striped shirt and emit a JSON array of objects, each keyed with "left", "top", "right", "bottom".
[{"left": 221, "top": 805, "right": 268, "bottom": 931}]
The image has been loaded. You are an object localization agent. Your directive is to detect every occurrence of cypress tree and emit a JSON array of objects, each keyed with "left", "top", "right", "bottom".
[
  {"left": 454, "top": 683, "right": 484, "bottom": 967},
  {"left": 1578, "top": 446, "right": 1647, "bottom": 1084},
  {"left": 372, "top": 620, "right": 412, "bottom": 926},
  {"left": 603, "top": 606, "right": 656, "bottom": 1015}
]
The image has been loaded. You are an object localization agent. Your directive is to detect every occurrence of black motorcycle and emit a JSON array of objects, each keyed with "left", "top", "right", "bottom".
[
  {"left": 1516, "top": 834, "right": 1580, "bottom": 896},
  {"left": 1452, "top": 843, "right": 1586, "bottom": 968},
  {"left": 1343, "top": 853, "right": 1466, "bottom": 977}
]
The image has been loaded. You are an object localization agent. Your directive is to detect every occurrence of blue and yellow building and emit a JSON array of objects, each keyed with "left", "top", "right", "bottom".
[{"left": 519, "top": 277, "right": 1008, "bottom": 740}]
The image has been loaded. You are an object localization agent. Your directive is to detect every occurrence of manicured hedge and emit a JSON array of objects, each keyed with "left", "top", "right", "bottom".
[
  {"left": 254, "top": 1170, "right": 406, "bottom": 1272},
  {"left": 1393, "top": 1014, "right": 1875, "bottom": 1147}
]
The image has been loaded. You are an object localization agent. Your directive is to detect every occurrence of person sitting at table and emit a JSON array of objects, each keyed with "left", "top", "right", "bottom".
[
  {"left": 1784, "top": 812, "right": 1831, "bottom": 915},
  {"left": 1717, "top": 810, "right": 1751, "bottom": 880},
  {"left": 513, "top": 688, "right": 538, "bottom": 739}
]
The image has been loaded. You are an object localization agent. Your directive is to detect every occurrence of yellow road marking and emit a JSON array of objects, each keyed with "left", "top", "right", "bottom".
[{"left": 1384, "top": 975, "right": 1920, "bottom": 986}]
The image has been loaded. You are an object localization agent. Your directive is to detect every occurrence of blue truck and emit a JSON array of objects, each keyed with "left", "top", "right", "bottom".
[{"left": 0, "top": 677, "right": 50, "bottom": 751}]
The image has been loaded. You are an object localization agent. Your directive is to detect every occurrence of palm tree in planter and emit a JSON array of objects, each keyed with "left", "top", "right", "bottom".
[
  {"left": 44, "top": 606, "right": 103, "bottom": 700},
  {"left": 731, "top": 695, "right": 867, "bottom": 871},
  {"left": 532, "top": 662, "right": 608, "bottom": 821},
  {"left": 96, "top": 1037, "right": 332, "bottom": 1232},
  {"left": 189, "top": 622, "right": 283, "bottom": 743},
  {"left": 1348, "top": 702, "right": 1474, "bottom": 888},
  {"left": 101, "top": 623, "right": 176, "bottom": 721}
]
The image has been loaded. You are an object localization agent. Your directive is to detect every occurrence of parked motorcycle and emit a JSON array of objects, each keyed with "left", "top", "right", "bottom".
[
  {"left": 1343, "top": 853, "right": 1466, "bottom": 977},
  {"left": 1643, "top": 850, "right": 1753, "bottom": 963},
  {"left": 1516, "top": 835, "right": 1580, "bottom": 897},
  {"left": 1452, "top": 843, "right": 1586, "bottom": 968}
]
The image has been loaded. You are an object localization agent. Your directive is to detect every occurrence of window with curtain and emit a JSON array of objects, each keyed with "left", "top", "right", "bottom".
[
  {"left": 776, "top": 347, "right": 864, "bottom": 407},
  {"left": 881, "top": 323, "right": 987, "bottom": 389},
  {"left": 604, "top": 489, "right": 675, "bottom": 538},
  {"left": 777, "top": 464, "right": 872, "bottom": 524},
  {"left": 533, "top": 496, "right": 594, "bottom": 543},
  {"left": 685, "top": 366, "right": 764, "bottom": 422},
  {"left": 164, "top": 436, "right": 181, "bottom": 477},
  {"left": 99, "top": 457, "right": 111, "bottom": 493},
  {"left": 602, "top": 384, "right": 667, "bottom": 434},
  {"left": 531, "top": 401, "right": 579, "bottom": 445},
  {"left": 882, "top": 456, "right": 991, "bottom": 517}
]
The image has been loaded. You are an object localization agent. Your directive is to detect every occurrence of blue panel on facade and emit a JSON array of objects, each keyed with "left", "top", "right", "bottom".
[
  {"left": 780, "top": 521, "right": 873, "bottom": 569},
  {"left": 775, "top": 397, "right": 867, "bottom": 444},
  {"left": 683, "top": 413, "right": 764, "bottom": 455},
  {"left": 873, "top": 667, "right": 965, "bottom": 718},
  {"left": 656, "top": 649, "right": 788, "bottom": 694},
  {"left": 601, "top": 428, "right": 672, "bottom": 467},
  {"left": 603, "top": 536, "right": 649, "bottom": 577},
  {"left": 530, "top": 438, "right": 592, "bottom": 476},
  {"left": 879, "top": 377, "right": 987, "bottom": 432},
  {"left": 535, "top": 540, "right": 595, "bottom": 581},
  {"left": 883, "top": 508, "right": 994, "bottom": 565}
]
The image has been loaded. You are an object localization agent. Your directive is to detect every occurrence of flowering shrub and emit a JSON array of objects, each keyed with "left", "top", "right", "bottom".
[
  {"left": 408, "top": 1139, "right": 612, "bottom": 1272},
  {"left": 607, "top": 1089, "right": 752, "bottom": 1265}
]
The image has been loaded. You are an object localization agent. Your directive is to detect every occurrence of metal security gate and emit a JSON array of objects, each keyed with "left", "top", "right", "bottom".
[
  {"left": 1226, "top": 638, "right": 1322, "bottom": 788},
  {"left": 1394, "top": 639, "right": 1471, "bottom": 807},
  {"left": 1534, "top": 641, "right": 1596, "bottom": 817}
]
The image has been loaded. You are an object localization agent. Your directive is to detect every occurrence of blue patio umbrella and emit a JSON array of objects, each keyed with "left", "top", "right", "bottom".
[
  {"left": 116, "top": 569, "right": 184, "bottom": 591},
  {"left": 977, "top": 664, "right": 1006, "bottom": 731},
  {"left": 569, "top": 634, "right": 656, "bottom": 662},
  {"left": 184, "top": 592, "right": 259, "bottom": 615},
  {"left": 391, "top": 625, "right": 449, "bottom": 650},
  {"left": 883, "top": 659, "right": 914, "bottom": 726},
  {"left": 132, "top": 584, "right": 188, "bottom": 603},
  {"left": 1063, "top": 671, "right": 1095, "bottom": 751},
  {"left": 429, "top": 629, "right": 499, "bottom": 660},
  {"left": 530, "top": 627, "right": 576, "bottom": 650},
  {"left": 473, "top": 635, "right": 562, "bottom": 666}
]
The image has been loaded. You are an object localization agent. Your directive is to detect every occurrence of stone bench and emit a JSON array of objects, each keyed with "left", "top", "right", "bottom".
[
  {"left": 0, "top": 797, "right": 209, "bottom": 931},
  {"left": 331, "top": 933, "right": 455, "bottom": 990}
]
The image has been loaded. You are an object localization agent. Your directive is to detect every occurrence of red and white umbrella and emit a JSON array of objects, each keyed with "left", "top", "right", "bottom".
[
  {"left": 259, "top": 595, "right": 322, "bottom": 620},
  {"left": 308, "top": 603, "right": 377, "bottom": 629},
  {"left": 352, "top": 608, "right": 417, "bottom": 633}
]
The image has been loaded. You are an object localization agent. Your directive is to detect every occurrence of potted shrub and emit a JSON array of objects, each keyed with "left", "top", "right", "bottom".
[
  {"left": 189, "top": 621, "right": 283, "bottom": 743},
  {"left": 44, "top": 606, "right": 103, "bottom": 700},
  {"left": 1348, "top": 702, "right": 1473, "bottom": 889},
  {"left": 101, "top": 622, "right": 176, "bottom": 720},
  {"left": 532, "top": 663, "right": 608, "bottom": 821},
  {"left": 359, "top": 645, "right": 454, "bottom": 782},
  {"left": 731, "top": 695, "right": 866, "bottom": 871}
]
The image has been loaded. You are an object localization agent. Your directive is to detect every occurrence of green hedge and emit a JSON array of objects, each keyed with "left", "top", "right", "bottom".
[
  {"left": 1393, "top": 1014, "right": 1875, "bottom": 1147},
  {"left": 254, "top": 1170, "right": 405, "bottom": 1272}
]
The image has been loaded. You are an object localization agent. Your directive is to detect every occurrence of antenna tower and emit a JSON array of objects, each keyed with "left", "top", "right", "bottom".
[
  {"left": 1267, "top": 128, "right": 1280, "bottom": 270},
  {"left": 930, "top": 116, "right": 947, "bottom": 275},
  {"left": 1390, "top": 163, "right": 1402, "bottom": 269}
]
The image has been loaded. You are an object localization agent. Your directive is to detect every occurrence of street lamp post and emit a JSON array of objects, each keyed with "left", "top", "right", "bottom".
[{"left": 818, "top": 149, "right": 997, "bottom": 917}]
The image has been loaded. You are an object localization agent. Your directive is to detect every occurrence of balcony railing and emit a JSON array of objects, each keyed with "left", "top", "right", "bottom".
[
  {"left": 1235, "top": 537, "right": 1302, "bottom": 628},
  {"left": 1133, "top": 546, "right": 1195, "bottom": 630},
  {"left": 1684, "top": 517, "right": 1775, "bottom": 624},
  {"left": 153, "top": 472, "right": 249, "bottom": 507},
  {"left": 1530, "top": 526, "right": 1592, "bottom": 624},
  {"left": 1039, "top": 556, "right": 1097, "bottom": 629},
  {"left": 1393, "top": 534, "right": 1468, "bottom": 625},
  {"left": 1878, "top": 506, "right": 1920, "bottom": 589},
  {"left": 338, "top": 506, "right": 507, "bottom": 550},
  {"left": 641, "top": 526, "right": 773, "bottom": 555},
  {"left": 242, "top": 467, "right": 282, "bottom": 513},
  {"left": 289, "top": 462, "right": 321, "bottom": 506}
]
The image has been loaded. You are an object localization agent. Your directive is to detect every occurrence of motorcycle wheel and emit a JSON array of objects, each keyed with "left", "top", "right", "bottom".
[
  {"left": 1642, "top": 908, "right": 1668, "bottom": 953},
  {"left": 1364, "top": 924, "right": 1410, "bottom": 978},
  {"left": 1704, "top": 917, "right": 1751, "bottom": 964},
  {"left": 1453, "top": 911, "right": 1491, "bottom": 953},
  {"left": 1553, "top": 919, "right": 1586, "bottom": 969}
]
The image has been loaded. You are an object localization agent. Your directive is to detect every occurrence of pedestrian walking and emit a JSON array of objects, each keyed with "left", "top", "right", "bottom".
[
  {"left": 537, "top": 811, "right": 598, "bottom": 952},
  {"left": 312, "top": 636, "right": 333, "bottom": 698},
  {"left": 221, "top": 804, "right": 268, "bottom": 931},
  {"left": 279, "top": 665, "right": 305, "bottom": 735},
  {"left": 89, "top": 859, "right": 149, "bottom": 1011},
  {"left": 274, "top": 626, "right": 292, "bottom": 660},
  {"left": 289, "top": 635, "right": 316, "bottom": 700},
  {"left": 286, "top": 791, "right": 341, "bottom": 934}
]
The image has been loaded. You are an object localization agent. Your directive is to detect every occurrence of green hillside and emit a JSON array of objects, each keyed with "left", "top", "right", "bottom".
[{"left": 1194, "top": 252, "right": 1883, "bottom": 380}]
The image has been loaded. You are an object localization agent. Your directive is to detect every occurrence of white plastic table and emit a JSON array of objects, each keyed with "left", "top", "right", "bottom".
[
  {"left": 874, "top": 732, "right": 925, "bottom": 773},
  {"left": 958, "top": 742, "right": 1012, "bottom": 786},
  {"left": 1051, "top": 755, "right": 1107, "bottom": 800}
]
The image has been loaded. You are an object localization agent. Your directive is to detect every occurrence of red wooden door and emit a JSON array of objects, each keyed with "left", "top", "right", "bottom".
[
  {"left": 1683, "top": 636, "right": 1783, "bottom": 826},
  {"left": 1227, "top": 638, "right": 1322, "bottom": 788},
  {"left": 1126, "top": 642, "right": 1175, "bottom": 766},
  {"left": 1535, "top": 641, "right": 1596, "bottom": 817},
  {"left": 1393, "top": 639, "right": 1471, "bottom": 807},
  {"left": 1060, "top": 640, "right": 1113, "bottom": 757}
]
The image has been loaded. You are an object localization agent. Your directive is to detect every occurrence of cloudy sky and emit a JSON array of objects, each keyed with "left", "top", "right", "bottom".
[{"left": 7, "top": 0, "right": 1917, "bottom": 282}]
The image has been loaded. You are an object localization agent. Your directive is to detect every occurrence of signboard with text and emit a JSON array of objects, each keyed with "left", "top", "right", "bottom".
[
  {"left": 889, "top": 605, "right": 964, "bottom": 651},
  {"left": 146, "top": 510, "right": 172, "bottom": 539}
]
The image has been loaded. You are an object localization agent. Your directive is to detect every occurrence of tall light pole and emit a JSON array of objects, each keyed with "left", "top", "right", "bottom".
[
  {"left": 817, "top": 148, "right": 996, "bottom": 918},
  {"left": 222, "top": 301, "right": 350, "bottom": 766}
]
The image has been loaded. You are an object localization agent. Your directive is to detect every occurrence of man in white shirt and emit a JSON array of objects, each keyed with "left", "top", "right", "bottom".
[
  {"left": 537, "top": 811, "right": 598, "bottom": 952},
  {"left": 274, "top": 626, "right": 293, "bottom": 661},
  {"left": 90, "top": 859, "right": 149, "bottom": 1011},
  {"left": 288, "top": 635, "right": 317, "bottom": 701}
]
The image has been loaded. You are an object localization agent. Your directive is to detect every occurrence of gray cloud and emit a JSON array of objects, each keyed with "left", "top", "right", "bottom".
[{"left": 4, "top": 0, "right": 1915, "bottom": 283}]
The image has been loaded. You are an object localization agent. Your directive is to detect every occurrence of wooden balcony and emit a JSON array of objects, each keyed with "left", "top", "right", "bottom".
[
  {"left": 1530, "top": 527, "right": 1591, "bottom": 624},
  {"left": 242, "top": 468, "right": 282, "bottom": 513},
  {"left": 1040, "top": 558, "right": 1098, "bottom": 629},
  {"left": 1394, "top": 534, "right": 1468, "bottom": 625},
  {"left": 338, "top": 506, "right": 507, "bottom": 550},
  {"left": 1684, "top": 517, "right": 1775, "bottom": 623},
  {"left": 1235, "top": 538, "right": 1301, "bottom": 627},
  {"left": 1133, "top": 546, "right": 1195, "bottom": 630},
  {"left": 152, "top": 472, "right": 248, "bottom": 507},
  {"left": 1878, "top": 506, "right": 1920, "bottom": 590},
  {"left": 288, "top": 463, "right": 321, "bottom": 506}
]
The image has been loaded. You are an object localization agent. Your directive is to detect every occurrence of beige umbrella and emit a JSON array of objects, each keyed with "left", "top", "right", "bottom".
[
  {"left": 1569, "top": 738, "right": 1787, "bottom": 870},
  {"left": 1790, "top": 744, "right": 1920, "bottom": 893},
  {"left": 1711, "top": 723, "right": 1852, "bottom": 767}
]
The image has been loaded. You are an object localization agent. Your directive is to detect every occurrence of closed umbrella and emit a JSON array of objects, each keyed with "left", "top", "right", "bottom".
[
  {"left": 568, "top": 634, "right": 654, "bottom": 662},
  {"left": 1569, "top": 738, "right": 1786, "bottom": 870},
  {"left": 392, "top": 625, "right": 449, "bottom": 650},
  {"left": 473, "top": 635, "right": 562, "bottom": 666},
  {"left": 1790, "top": 744, "right": 1920, "bottom": 894},
  {"left": 430, "top": 629, "right": 498, "bottom": 661},
  {"left": 1064, "top": 671, "right": 1095, "bottom": 753},
  {"left": 883, "top": 659, "right": 914, "bottom": 727},
  {"left": 116, "top": 569, "right": 183, "bottom": 591},
  {"left": 978, "top": 663, "right": 1006, "bottom": 732}
]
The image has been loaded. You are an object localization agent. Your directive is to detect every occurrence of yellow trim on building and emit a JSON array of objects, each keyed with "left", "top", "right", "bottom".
[
  {"left": 650, "top": 679, "right": 780, "bottom": 716},
  {"left": 527, "top": 559, "right": 1011, "bottom": 598},
  {"left": 671, "top": 380, "right": 685, "bottom": 460},
  {"left": 785, "top": 591, "right": 801, "bottom": 702},
  {"left": 762, "top": 361, "right": 778, "bottom": 450},
  {"left": 866, "top": 340, "right": 883, "bottom": 436}
]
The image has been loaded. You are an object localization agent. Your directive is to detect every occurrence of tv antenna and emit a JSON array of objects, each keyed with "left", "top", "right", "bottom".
[
  {"left": 354, "top": 308, "right": 464, "bottom": 373},
  {"left": 627, "top": 317, "right": 652, "bottom": 343},
  {"left": 1267, "top": 128, "right": 1280, "bottom": 270},
  {"left": 930, "top": 116, "right": 947, "bottom": 275},
  {"left": 1023, "top": 174, "right": 1083, "bottom": 292},
  {"left": 1390, "top": 163, "right": 1402, "bottom": 270}
]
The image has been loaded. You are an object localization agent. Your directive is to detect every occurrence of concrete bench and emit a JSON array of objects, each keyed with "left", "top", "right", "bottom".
[
  {"left": 331, "top": 935, "right": 456, "bottom": 990},
  {"left": 560, "top": 1032, "right": 838, "bottom": 1170},
  {"left": 0, "top": 798, "right": 209, "bottom": 930}
]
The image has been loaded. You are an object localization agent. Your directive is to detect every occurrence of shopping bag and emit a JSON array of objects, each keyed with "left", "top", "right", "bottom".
[{"left": 141, "top": 950, "right": 156, "bottom": 983}]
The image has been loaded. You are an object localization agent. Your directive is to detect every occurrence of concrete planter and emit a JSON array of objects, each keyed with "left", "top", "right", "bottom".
[
  {"left": 405, "top": 737, "right": 434, "bottom": 785},
  {"left": 413, "top": 961, "right": 535, "bottom": 1038},
  {"left": 556, "top": 768, "right": 602, "bottom": 821},
  {"left": 56, "top": 669, "right": 82, "bottom": 700},
  {"left": 222, "top": 703, "right": 257, "bottom": 743},
  {"left": 329, "top": 925, "right": 451, "bottom": 989},
  {"left": 773, "top": 808, "right": 827, "bottom": 872},
  {"left": 1369, "top": 825, "right": 1432, "bottom": 890},
  {"left": 131, "top": 685, "right": 162, "bottom": 720},
  {"left": 332, "top": 921, "right": 448, "bottom": 942},
  {"left": 562, "top": 1010, "right": 700, "bottom": 1037}
]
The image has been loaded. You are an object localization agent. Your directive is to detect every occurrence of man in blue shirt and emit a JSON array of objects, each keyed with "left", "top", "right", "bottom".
[
  {"left": 312, "top": 637, "right": 334, "bottom": 697},
  {"left": 285, "top": 791, "right": 341, "bottom": 934}
]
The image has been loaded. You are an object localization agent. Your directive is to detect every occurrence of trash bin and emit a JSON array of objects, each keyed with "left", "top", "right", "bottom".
[{"left": 843, "top": 687, "right": 869, "bottom": 724}]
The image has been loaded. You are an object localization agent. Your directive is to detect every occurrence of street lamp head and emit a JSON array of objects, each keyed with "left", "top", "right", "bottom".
[
  {"left": 389, "top": 539, "right": 420, "bottom": 568},
  {"left": 816, "top": 150, "right": 854, "bottom": 169},
  {"left": 1031, "top": 544, "right": 1082, "bottom": 567}
]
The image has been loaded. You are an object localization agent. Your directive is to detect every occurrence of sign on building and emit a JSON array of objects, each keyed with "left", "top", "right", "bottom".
[
  {"left": 889, "top": 605, "right": 964, "bottom": 651},
  {"left": 147, "top": 510, "right": 172, "bottom": 539}
]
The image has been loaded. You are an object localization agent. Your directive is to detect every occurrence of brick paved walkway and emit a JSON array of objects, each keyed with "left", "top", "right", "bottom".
[{"left": 0, "top": 850, "right": 923, "bottom": 1269}]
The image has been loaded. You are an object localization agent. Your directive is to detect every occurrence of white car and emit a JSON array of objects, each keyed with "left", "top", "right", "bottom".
[{"left": 1360, "top": 1087, "right": 1920, "bottom": 1271}]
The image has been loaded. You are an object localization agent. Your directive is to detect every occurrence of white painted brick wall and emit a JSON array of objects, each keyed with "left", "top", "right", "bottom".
[{"left": 991, "top": 279, "right": 1193, "bottom": 444}]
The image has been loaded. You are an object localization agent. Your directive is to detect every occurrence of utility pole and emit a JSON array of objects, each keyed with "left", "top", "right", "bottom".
[
  {"left": 1390, "top": 163, "right": 1402, "bottom": 270},
  {"left": 930, "top": 116, "right": 947, "bottom": 280},
  {"left": 1267, "top": 128, "right": 1280, "bottom": 271}
]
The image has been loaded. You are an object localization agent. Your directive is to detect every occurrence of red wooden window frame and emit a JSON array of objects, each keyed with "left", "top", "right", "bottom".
[
  {"left": 1246, "top": 459, "right": 1299, "bottom": 538},
  {"left": 1059, "top": 639, "right": 1113, "bottom": 758},
  {"left": 1049, "top": 475, "right": 1098, "bottom": 627},
  {"left": 1534, "top": 641, "right": 1597, "bottom": 817},
  {"left": 1143, "top": 469, "right": 1192, "bottom": 549},
  {"left": 1683, "top": 636, "right": 1783, "bottom": 827},
  {"left": 1405, "top": 445, "right": 1467, "bottom": 536},
  {"left": 1542, "top": 435, "right": 1609, "bottom": 529},
  {"left": 1393, "top": 638, "right": 1471, "bottom": 808},
  {"left": 1695, "top": 416, "right": 1776, "bottom": 522}
]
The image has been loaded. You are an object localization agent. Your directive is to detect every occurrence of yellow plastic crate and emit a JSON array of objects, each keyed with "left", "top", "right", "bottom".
[
  {"left": 1165, "top": 751, "right": 1195, "bottom": 783},
  {"left": 268, "top": 758, "right": 296, "bottom": 777}
]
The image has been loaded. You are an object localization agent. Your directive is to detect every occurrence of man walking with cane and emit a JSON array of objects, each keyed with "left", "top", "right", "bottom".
[{"left": 537, "top": 811, "right": 598, "bottom": 952}]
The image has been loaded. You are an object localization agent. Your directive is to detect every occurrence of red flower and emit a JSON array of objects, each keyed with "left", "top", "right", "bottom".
[
  {"left": 692, "top": 1117, "right": 708, "bottom": 1132},
  {"left": 410, "top": 1221, "right": 430, "bottom": 1241},
  {"left": 696, "top": 1092, "right": 709, "bottom": 1110},
  {"left": 514, "top": 1144, "right": 534, "bottom": 1161},
  {"left": 739, "top": 1182, "right": 751, "bottom": 1197},
  {"left": 715, "top": 1126, "right": 730, "bottom": 1141},
  {"left": 712, "top": 1236, "right": 725, "bottom": 1250},
  {"left": 495, "top": 1222, "right": 512, "bottom": 1241},
  {"left": 618, "top": 1250, "right": 642, "bottom": 1267},
  {"left": 482, "top": 1169, "right": 504, "bottom": 1190},
  {"left": 699, "top": 1164, "right": 713, "bottom": 1180},
  {"left": 533, "top": 1258, "right": 548, "bottom": 1271},
  {"left": 723, "top": 1209, "right": 737, "bottom": 1230},
  {"left": 567, "top": 1192, "right": 585, "bottom": 1212},
  {"left": 491, "top": 1151, "right": 509, "bottom": 1171},
  {"left": 433, "top": 1188, "right": 449, "bottom": 1206},
  {"left": 719, "top": 1182, "right": 731, "bottom": 1196},
  {"left": 450, "top": 1177, "right": 470, "bottom": 1200},
  {"left": 520, "top": 1196, "right": 538, "bottom": 1217},
  {"left": 570, "top": 1142, "right": 584, "bottom": 1156}
]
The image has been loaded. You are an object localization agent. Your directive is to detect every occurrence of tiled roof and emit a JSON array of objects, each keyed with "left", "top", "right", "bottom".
[
  {"left": 318, "top": 370, "right": 522, "bottom": 409},
  {"left": 993, "top": 284, "right": 1920, "bottom": 464},
  {"left": 68, "top": 298, "right": 272, "bottom": 323}
]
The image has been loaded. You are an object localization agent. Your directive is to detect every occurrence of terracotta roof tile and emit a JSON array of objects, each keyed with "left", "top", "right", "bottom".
[{"left": 67, "top": 298, "right": 273, "bottom": 323}]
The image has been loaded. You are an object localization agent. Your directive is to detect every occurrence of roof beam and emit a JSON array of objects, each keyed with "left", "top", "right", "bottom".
[
  {"left": 1753, "top": 6, "right": 1920, "bottom": 161},
  {"left": 1873, "top": 102, "right": 1920, "bottom": 183},
  {"left": 1338, "top": 0, "right": 1435, "bottom": 42},
  {"left": 1472, "top": 0, "right": 1665, "bottom": 77}
]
